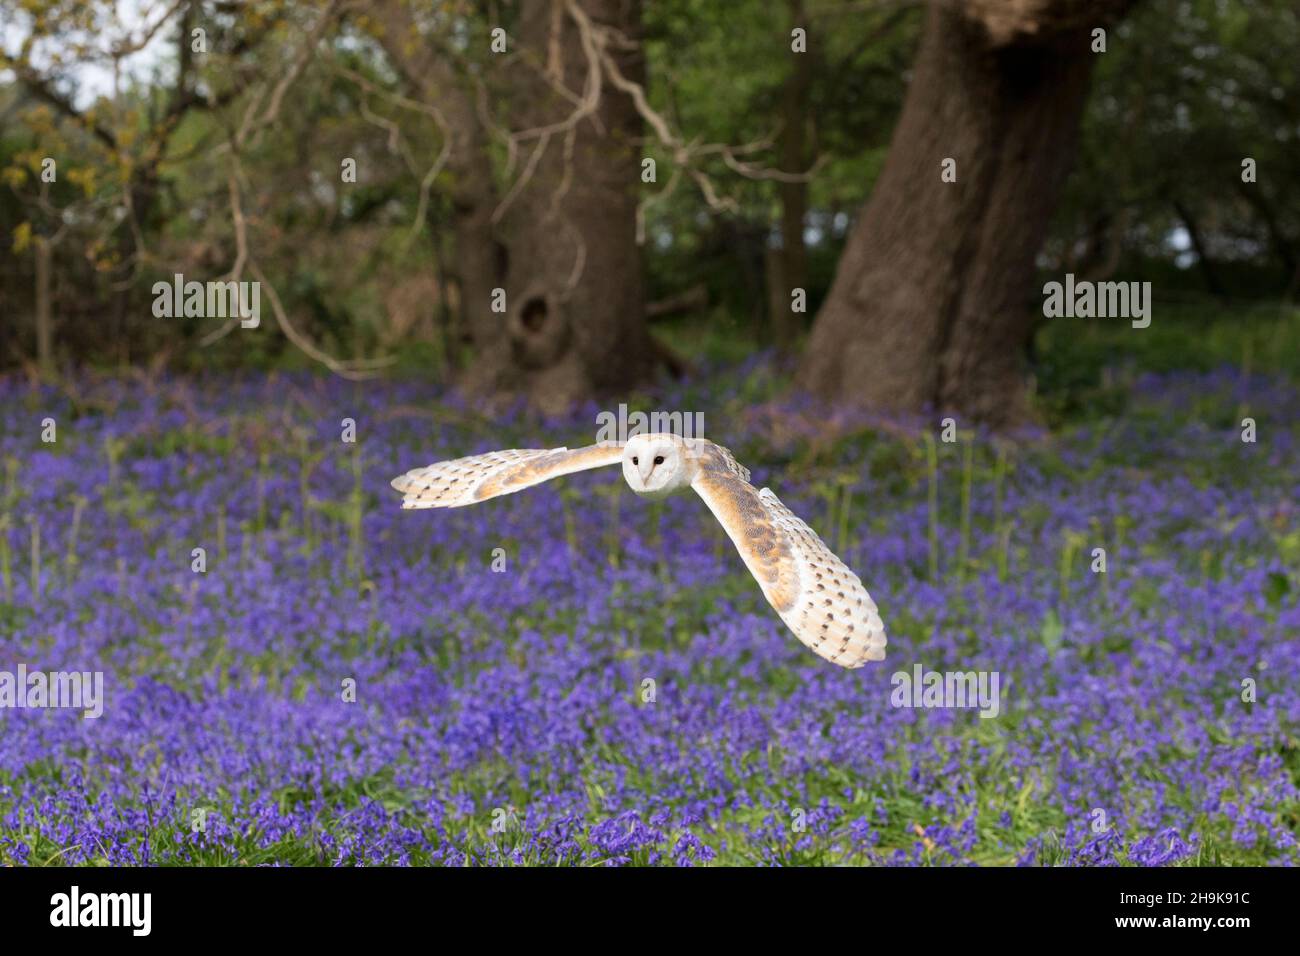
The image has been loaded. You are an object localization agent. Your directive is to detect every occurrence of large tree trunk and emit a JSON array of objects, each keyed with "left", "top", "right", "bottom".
[
  {"left": 34, "top": 235, "right": 54, "bottom": 377},
  {"left": 797, "top": 1, "right": 1132, "bottom": 425},
  {"left": 375, "top": 0, "right": 650, "bottom": 412},
  {"left": 772, "top": 0, "right": 812, "bottom": 352},
  {"left": 462, "top": 0, "right": 652, "bottom": 413},
  {"left": 371, "top": 1, "right": 507, "bottom": 359}
]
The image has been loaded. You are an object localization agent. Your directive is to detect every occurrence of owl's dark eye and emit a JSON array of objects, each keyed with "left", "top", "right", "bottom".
[
  {"left": 653, "top": 456, "right": 665, "bottom": 465},
  {"left": 631, "top": 456, "right": 638, "bottom": 466}
]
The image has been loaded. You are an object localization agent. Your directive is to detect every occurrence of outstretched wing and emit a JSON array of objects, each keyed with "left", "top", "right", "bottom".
[
  {"left": 692, "top": 450, "right": 886, "bottom": 668},
  {"left": 391, "top": 443, "right": 623, "bottom": 509}
]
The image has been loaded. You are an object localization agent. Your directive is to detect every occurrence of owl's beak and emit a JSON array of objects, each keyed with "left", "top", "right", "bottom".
[{"left": 638, "top": 458, "right": 654, "bottom": 484}]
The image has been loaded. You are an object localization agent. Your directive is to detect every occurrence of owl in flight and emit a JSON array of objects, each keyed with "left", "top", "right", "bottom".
[{"left": 390, "top": 434, "right": 886, "bottom": 668}]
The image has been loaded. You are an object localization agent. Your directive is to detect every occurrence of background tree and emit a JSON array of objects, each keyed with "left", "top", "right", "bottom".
[
  {"left": 797, "top": 0, "right": 1137, "bottom": 425},
  {"left": 1053, "top": 0, "right": 1300, "bottom": 297},
  {"left": 2, "top": 0, "right": 1297, "bottom": 421}
]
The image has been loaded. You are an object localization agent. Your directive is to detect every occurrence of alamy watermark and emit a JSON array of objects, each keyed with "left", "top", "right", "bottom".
[
  {"left": 595, "top": 404, "right": 705, "bottom": 445},
  {"left": 1042, "top": 273, "right": 1151, "bottom": 329},
  {"left": 50, "top": 886, "right": 151, "bottom": 936},
  {"left": 0, "top": 665, "right": 104, "bottom": 718},
  {"left": 152, "top": 273, "right": 260, "bottom": 328},
  {"left": 890, "top": 664, "right": 1000, "bottom": 718}
]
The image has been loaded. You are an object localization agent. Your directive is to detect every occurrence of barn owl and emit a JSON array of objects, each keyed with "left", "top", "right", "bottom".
[{"left": 390, "top": 434, "right": 887, "bottom": 668}]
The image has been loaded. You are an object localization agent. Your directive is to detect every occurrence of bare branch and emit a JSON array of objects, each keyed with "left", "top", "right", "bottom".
[{"left": 108, "top": 0, "right": 188, "bottom": 59}]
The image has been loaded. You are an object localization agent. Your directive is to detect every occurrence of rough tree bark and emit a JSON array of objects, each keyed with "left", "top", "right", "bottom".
[
  {"left": 372, "top": 0, "right": 507, "bottom": 356},
  {"left": 463, "top": 0, "right": 653, "bottom": 413},
  {"left": 797, "top": 0, "right": 1135, "bottom": 425},
  {"left": 34, "top": 235, "right": 54, "bottom": 376},
  {"left": 376, "top": 0, "right": 653, "bottom": 413},
  {"left": 772, "top": 0, "right": 812, "bottom": 352}
]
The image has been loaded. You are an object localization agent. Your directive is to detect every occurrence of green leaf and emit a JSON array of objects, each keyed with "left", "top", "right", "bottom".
[
  {"left": 1264, "top": 572, "right": 1290, "bottom": 608},
  {"left": 1040, "top": 609, "right": 1064, "bottom": 657}
]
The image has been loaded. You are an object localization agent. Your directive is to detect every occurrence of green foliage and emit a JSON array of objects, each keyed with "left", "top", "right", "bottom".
[
  {"left": 1033, "top": 298, "right": 1300, "bottom": 425},
  {"left": 1054, "top": 0, "right": 1300, "bottom": 295}
]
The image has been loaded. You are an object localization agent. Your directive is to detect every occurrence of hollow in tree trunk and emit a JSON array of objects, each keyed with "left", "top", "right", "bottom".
[{"left": 463, "top": 0, "right": 654, "bottom": 414}]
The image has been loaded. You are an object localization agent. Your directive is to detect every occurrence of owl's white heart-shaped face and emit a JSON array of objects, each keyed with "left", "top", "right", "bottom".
[{"left": 621, "top": 434, "right": 693, "bottom": 499}]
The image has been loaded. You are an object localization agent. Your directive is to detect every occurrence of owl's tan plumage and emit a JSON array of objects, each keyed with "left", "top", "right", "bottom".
[
  {"left": 391, "top": 444, "right": 624, "bottom": 508},
  {"left": 391, "top": 434, "right": 886, "bottom": 668}
]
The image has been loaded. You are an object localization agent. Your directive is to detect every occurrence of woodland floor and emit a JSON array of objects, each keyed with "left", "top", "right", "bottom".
[{"left": 1, "top": 307, "right": 1297, "bottom": 865}]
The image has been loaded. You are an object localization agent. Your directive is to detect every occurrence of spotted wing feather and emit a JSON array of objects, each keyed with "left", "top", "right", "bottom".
[
  {"left": 390, "top": 444, "right": 623, "bottom": 509},
  {"left": 756, "top": 488, "right": 886, "bottom": 667},
  {"left": 692, "top": 452, "right": 886, "bottom": 668}
]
